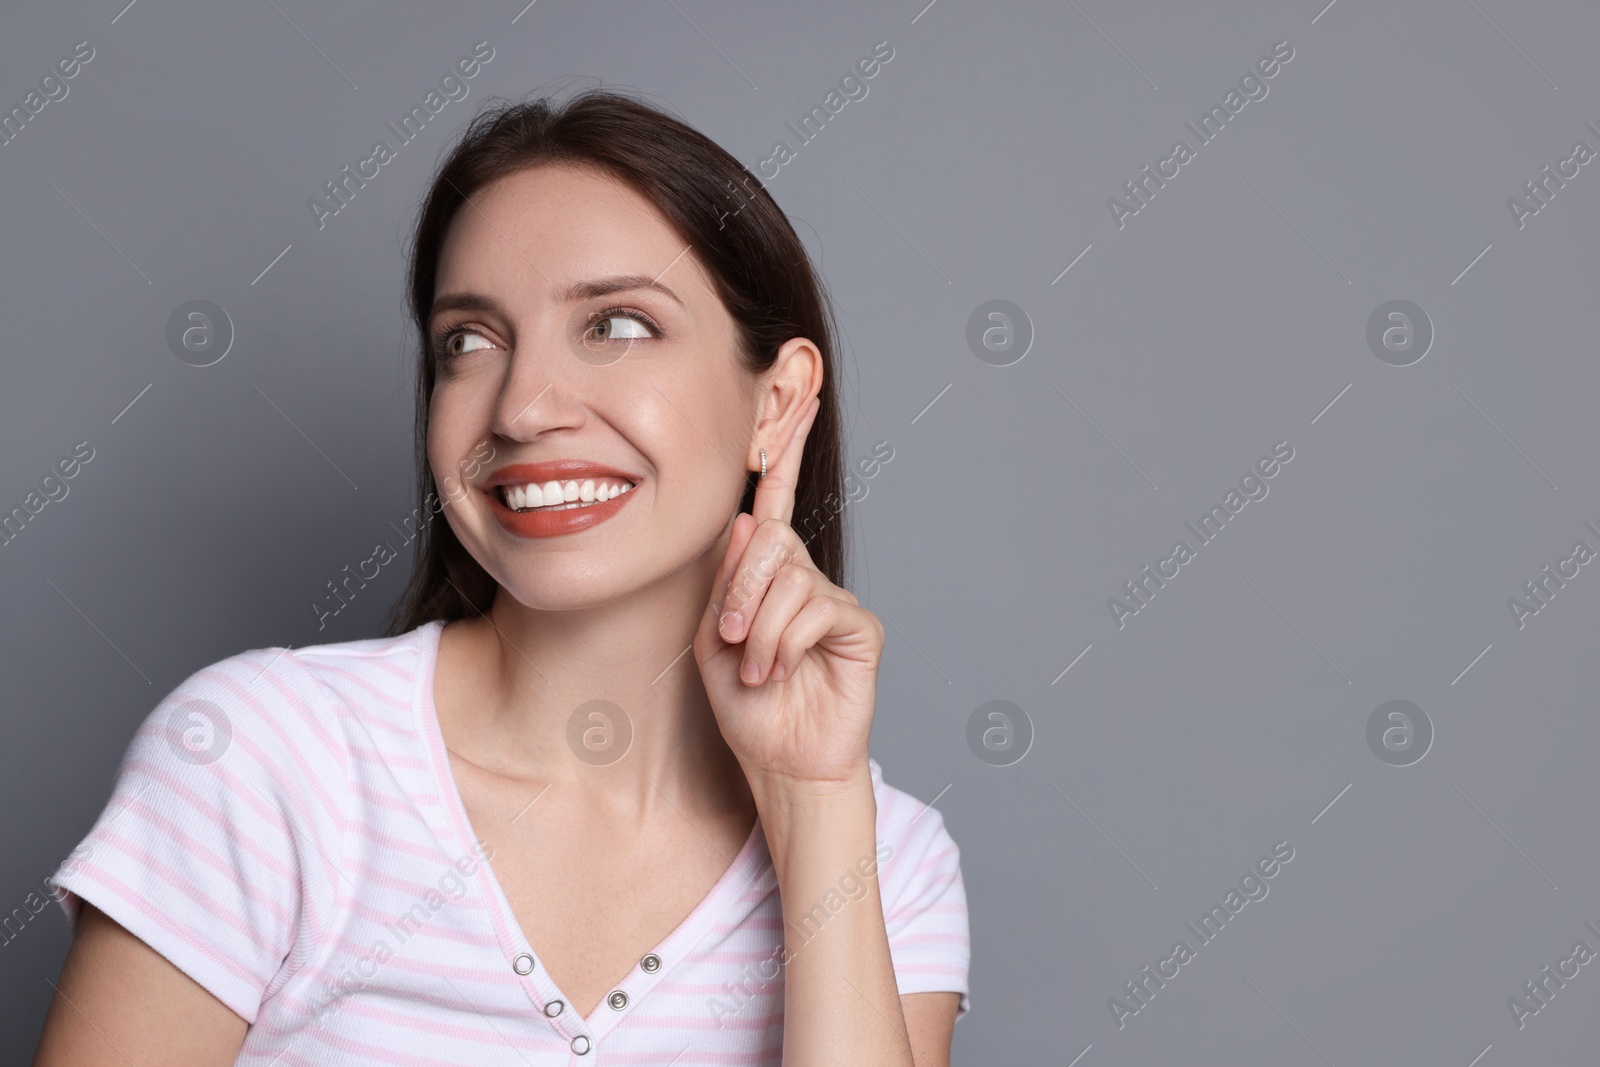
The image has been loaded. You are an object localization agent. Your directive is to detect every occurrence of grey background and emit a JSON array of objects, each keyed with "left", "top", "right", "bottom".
[{"left": 3, "top": 0, "right": 1597, "bottom": 1062}]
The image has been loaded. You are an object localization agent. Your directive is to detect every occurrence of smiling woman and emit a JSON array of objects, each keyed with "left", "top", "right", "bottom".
[{"left": 34, "top": 87, "right": 968, "bottom": 1067}]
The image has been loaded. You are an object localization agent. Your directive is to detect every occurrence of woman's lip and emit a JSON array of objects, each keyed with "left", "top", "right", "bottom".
[
  {"left": 483, "top": 481, "right": 636, "bottom": 539},
  {"left": 485, "top": 461, "right": 642, "bottom": 488}
]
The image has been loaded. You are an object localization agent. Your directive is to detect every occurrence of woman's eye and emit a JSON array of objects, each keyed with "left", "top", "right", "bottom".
[
  {"left": 590, "top": 314, "right": 655, "bottom": 342},
  {"left": 443, "top": 329, "right": 494, "bottom": 359}
]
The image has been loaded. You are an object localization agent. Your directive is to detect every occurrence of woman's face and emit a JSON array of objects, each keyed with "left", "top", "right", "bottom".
[{"left": 426, "top": 162, "right": 758, "bottom": 609}]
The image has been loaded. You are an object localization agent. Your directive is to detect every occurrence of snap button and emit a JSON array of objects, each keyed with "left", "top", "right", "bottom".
[
  {"left": 512, "top": 953, "right": 535, "bottom": 975},
  {"left": 608, "top": 990, "right": 628, "bottom": 1010},
  {"left": 571, "top": 1035, "right": 591, "bottom": 1055},
  {"left": 640, "top": 953, "right": 661, "bottom": 973},
  {"left": 544, "top": 999, "right": 564, "bottom": 1017}
]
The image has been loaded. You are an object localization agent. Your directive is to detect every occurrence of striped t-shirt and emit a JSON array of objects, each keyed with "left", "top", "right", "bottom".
[{"left": 49, "top": 619, "right": 970, "bottom": 1065}]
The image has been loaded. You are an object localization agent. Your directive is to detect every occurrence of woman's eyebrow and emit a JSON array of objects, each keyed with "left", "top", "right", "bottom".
[
  {"left": 556, "top": 274, "right": 686, "bottom": 308},
  {"left": 429, "top": 275, "right": 685, "bottom": 325},
  {"left": 428, "top": 291, "right": 505, "bottom": 324}
]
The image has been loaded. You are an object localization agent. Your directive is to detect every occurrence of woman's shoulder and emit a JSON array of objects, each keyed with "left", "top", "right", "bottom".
[
  {"left": 864, "top": 758, "right": 972, "bottom": 1014},
  {"left": 146, "top": 621, "right": 441, "bottom": 768},
  {"left": 866, "top": 757, "right": 964, "bottom": 878},
  {"left": 868, "top": 758, "right": 954, "bottom": 836},
  {"left": 45, "top": 624, "right": 441, "bottom": 1022}
]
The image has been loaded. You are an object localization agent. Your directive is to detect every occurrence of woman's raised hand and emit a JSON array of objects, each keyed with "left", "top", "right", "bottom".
[{"left": 693, "top": 396, "right": 885, "bottom": 792}]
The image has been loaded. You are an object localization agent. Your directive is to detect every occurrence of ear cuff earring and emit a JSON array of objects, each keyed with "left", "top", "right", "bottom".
[{"left": 759, "top": 447, "right": 767, "bottom": 480}]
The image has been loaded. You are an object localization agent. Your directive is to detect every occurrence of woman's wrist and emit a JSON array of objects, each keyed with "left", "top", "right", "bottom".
[
  {"left": 744, "top": 760, "right": 873, "bottom": 819},
  {"left": 746, "top": 762, "right": 876, "bottom": 880}
]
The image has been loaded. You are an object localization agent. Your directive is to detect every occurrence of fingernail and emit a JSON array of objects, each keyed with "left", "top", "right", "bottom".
[
  {"left": 741, "top": 658, "right": 760, "bottom": 684},
  {"left": 720, "top": 610, "right": 743, "bottom": 639}
]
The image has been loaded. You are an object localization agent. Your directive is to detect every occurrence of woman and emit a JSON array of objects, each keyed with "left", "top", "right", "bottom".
[{"left": 34, "top": 88, "right": 969, "bottom": 1066}]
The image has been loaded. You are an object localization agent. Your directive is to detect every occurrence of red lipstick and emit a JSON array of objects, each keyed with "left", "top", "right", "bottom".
[{"left": 482, "top": 461, "right": 641, "bottom": 539}]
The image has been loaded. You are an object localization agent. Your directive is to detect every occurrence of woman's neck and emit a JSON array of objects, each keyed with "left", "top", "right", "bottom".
[{"left": 433, "top": 563, "right": 753, "bottom": 825}]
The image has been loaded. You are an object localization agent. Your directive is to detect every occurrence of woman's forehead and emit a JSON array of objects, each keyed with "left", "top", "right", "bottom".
[{"left": 437, "top": 164, "right": 708, "bottom": 296}]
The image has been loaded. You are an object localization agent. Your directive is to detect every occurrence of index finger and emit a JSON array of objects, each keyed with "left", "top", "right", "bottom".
[{"left": 750, "top": 396, "right": 820, "bottom": 528}]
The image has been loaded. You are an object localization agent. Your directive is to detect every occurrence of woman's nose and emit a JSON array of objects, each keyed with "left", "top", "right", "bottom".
[{"left": 492, "top": 345, "right": 588, "bottom": 440}]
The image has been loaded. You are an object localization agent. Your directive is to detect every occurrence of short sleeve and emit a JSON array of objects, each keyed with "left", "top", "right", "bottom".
[
  {"left": 48, "top": 646, "right": 346, "bottom": 1024},
  {"left": 872, "top": 760, "right": 972, "bottom": 1019}
]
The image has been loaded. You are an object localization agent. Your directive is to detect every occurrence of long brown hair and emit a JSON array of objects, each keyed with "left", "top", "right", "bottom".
[{"left": 384, "top": 86, "right": 848, "bottom": 637}]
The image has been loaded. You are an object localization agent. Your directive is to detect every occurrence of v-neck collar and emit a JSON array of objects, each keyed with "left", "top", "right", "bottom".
[{"left": 412, "top": 618, "right": 775, "bottom": 1043}]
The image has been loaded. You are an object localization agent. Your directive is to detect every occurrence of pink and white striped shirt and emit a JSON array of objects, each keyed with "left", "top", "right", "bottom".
[{"left": 50, "top": 619, "right": 970, "bottom": 1065}]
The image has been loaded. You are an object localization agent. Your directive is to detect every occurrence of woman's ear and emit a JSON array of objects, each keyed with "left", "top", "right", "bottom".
[{"left": 750, "top": 337, "right": 823, "bottom": 471}]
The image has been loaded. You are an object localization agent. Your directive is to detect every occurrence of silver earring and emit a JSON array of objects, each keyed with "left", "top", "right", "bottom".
[{"left": 759, "top": 447, "right": 767, "bottom": 480}]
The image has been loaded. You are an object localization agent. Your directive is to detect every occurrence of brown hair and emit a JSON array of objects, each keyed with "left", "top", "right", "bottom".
[{"left": 384, "top": 86, "right": 848, "bottom": 637}]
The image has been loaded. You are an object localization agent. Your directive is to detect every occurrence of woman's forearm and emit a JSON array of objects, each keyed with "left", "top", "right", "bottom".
[{"left": 752, "top": 763, "right": 916, "bottom": 1067}]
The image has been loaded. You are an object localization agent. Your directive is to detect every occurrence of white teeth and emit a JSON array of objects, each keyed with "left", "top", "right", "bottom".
[{"left": 500, "top": 477, "right": 635, "bottom": 512}]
